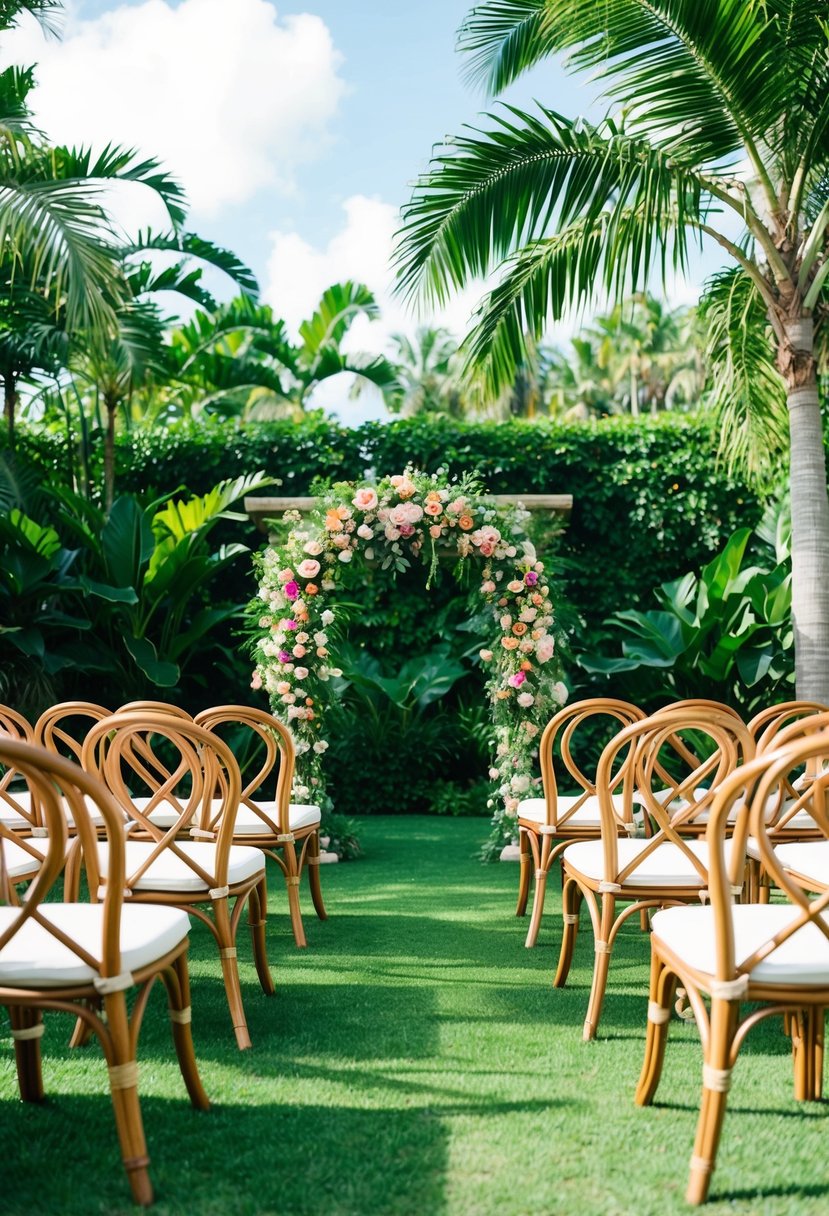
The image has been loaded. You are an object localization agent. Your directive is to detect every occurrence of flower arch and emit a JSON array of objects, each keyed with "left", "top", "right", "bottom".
[{"left": 251, "top": 468, "right": 566, "bottom": 847}]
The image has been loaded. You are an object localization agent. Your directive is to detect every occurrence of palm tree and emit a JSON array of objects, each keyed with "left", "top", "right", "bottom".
[
  {"left": 387, "top": 326, "right": 465, "bottom": 416},
  {"left": 397, "top": 0, "right": 829, "bottom": 702}
]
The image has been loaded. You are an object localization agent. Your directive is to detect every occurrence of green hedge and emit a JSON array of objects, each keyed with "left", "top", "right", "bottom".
[{"left": 7, "top": 413, "right": 762, "bottom": 636}]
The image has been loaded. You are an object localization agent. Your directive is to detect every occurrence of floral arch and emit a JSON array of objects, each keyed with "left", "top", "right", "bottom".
[{"left": 251, "top": 468, "right": 566, "bottom": 846}]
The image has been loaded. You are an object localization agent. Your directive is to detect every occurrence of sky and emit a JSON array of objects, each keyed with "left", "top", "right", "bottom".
[{"left": 1, "top": 0, "right": 729, "bottom": 417}]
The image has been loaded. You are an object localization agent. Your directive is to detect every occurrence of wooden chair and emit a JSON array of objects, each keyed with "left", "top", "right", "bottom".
[
  {"left": 194, "top": 705, "right": 327, "bottom": 948},
  {"left": 517, "top": 698, "right": 646, "bottom": 948},
  {"left": 555, "top": 707, "right": 754, "bottom": 1040},
  {"left": 635, "top": 728, "right": 829, "bottom": 1204},
  {"left": 0, "top": 736, "right": 208, "bottom": 1207},
  {"left": 81, "top": 712, "right": 275, "bottom": 1050}
]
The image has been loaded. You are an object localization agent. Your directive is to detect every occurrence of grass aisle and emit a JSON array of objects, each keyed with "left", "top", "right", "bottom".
[{"left": 2, "top": 816, "right": 828, "bottom": 1215}]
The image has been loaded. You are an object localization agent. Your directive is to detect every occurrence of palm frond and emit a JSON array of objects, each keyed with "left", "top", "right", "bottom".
[
  {"left": 458, "top": 1, "right": 553, "bottom": 94},
  {"left": 395, "top": 105, "right": 702, "bottom": 308},
  {"left": 0, "top": 1, "right": 62, "bottom": 36},
  {"left": 698, "top": 264, "right": 788, "bottom": 481},
  {"left": 298, "top": 281, "right": 379, "bottom": 359},
  {"left": 127, "top": 229, "right": 258, "bottom": 297}
]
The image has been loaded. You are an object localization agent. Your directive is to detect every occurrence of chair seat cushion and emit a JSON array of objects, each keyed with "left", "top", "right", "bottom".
[
  {"left": 0, "top": 903, "right": 190, "bottom": 988},
  {"left": 774, "top": 841, "right": 829, "bottom": 890},
  {"left": 652, "top": 904, "right": 829, "bottom": 987},
  {"left": 134, "top": 797, "right": 321, "bottom": 834},
  {"left": 97, "top": 840, "right": 264, "bottom": 893},
  {"left": 562, "top": 837, "right": 738, "bottom": 887},
  {"left": 1, "top": 839, "right": 43, "bottom": 880},
  {"left": 2, "top": 789, "right": 109, "bottom": 830},
  {"left": 517, "top": 793, "right": 624, "bottom": 828},
  {"left": 231, "top": 801, "right": 321, "bottom": 835}
]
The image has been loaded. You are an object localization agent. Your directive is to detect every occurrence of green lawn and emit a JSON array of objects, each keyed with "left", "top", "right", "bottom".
[{"left": 2, "top": 816, "right": 828, "bottom": 1216}]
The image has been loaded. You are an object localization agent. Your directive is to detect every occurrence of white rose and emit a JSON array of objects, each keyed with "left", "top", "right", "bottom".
[
  {"left": 294, "top": 667, "right": 309, "bottom": 680},
  {"left": 338, "top": 550, "right": 353, "bottom": 563},
  {"left": 313, "top": 740, "right": 329, "bottom": 754},
  {"left": 321, "top": 609, "right": 335, "bottom": 626}
]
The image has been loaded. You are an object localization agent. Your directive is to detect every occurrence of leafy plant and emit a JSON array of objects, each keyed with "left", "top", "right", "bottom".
[{"left": 579, "top": 524, "right": 793, "bottom": 713}]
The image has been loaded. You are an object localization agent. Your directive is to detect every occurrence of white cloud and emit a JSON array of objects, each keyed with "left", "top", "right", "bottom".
[{"left": 2, "top": 0, "right": 346, "bottom": 224}]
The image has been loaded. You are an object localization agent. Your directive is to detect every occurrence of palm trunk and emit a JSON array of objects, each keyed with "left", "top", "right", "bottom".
[{"left": 783, "top": 317, "right": 829, "bottom": 702}]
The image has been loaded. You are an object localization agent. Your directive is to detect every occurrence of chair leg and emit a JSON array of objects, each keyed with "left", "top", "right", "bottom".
[
  {"left": 686, "top": 998, "right": 738, "bottom": 1205},
  {"left": 524, "top": 833, "right": 553, "bottom": 948},
  {"left": 635, "top": 952, "right": 677, "bottom": 1106},
  {"left": 582, "top": 894, "right": 615, "bottom": 1042},
  {"left": 793, "top": 1006, "right": 824, "bottom": 1102},
  {"left": 162, "top": 952, "right": 210, "bottom": 1111},
  {"left": 9, "top": 1006, "right": 44, "bottom": 1103},
  {"left": 553, "top": 876, "right": 582, "bottom": 988},
  {"left": 249, "top": 875, "right": 276, "bottom": 996},
  {"left": 214, "top": 897, "right": 252, "bottom": 1050},
  {"left": 283, "top": 840, "right": 308, "bottom": 948},
  {"left": 516, "top": 828, "right": 532, "bottom": 917},
  {"left": 103, "top": 993, "right": 153, "bottom": 1208},
  {"left": 306, "top": 830, "right": 328, "bottom": 922}
]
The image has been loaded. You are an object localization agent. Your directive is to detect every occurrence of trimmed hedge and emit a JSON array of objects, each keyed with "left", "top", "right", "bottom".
[{"left": 7, "top": 413, "right": 762, "bottom": 635}]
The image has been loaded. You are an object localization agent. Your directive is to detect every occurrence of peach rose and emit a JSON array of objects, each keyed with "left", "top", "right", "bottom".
[
  {"left": 501, "top": 637, "right": 520, "bottom": 651},
  {"left": 458, "top": 515, "right": 474, "bottom": 531},
  {"left": 325, "top": 510, "right": 343, "bottom": 532},
  {"left": 297, "top": 559, "right": 321, "bottom": 579},
  {"left": 352, "top": 487, "right": 379, "bottom": 511}
]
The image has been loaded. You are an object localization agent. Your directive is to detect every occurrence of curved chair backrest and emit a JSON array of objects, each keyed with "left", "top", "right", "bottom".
[
  {"left": 194, "top": 705, "right": 295, "bottom": 837},
  {"left": 748, "top": 701, "right": 829, "bottom": 751},
  {"left": 0, "top": 738, "right": 128, "bottom": 984},
  {"left": 34, "top": 702, "right": 112, "bottom": 763},
  {"left": 747, "top": 708, "right": 829, "bottom": 837},
  {"left": 81, "top": 712, "right": 243, "bottom": 894},
  {"left": 0, "top": 706, "right": 39, "bottom": 834},
  {"left": 707, "top": 728, "right": 829, "bottom": 986},
  {"left": 112, "top": 703, "right": 194, "bottom": 816},
  {"left": 537, "top": 698, "right": 646, "bottom": 830},
  {"left": 594, "top": 707, "right": 755, "bottom": 886}
]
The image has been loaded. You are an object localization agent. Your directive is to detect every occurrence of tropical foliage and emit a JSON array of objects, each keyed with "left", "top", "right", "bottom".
[{"left": 397, "top": 0, "right": 829, "bottom": 701}]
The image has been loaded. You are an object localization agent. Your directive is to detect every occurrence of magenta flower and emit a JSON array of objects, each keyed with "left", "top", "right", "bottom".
[
  {"left": 278, "top": 650, "right": 292, "bottom": 663},
  {"left": 509, "top": 671, "right": 526, "bottom": 688},
  {"left": 524, "top": 571, "right": 539, "bottom": 586},
  {"left": 284, "top": 580, "right": 300, "bottom": 600},
  {"left": 285, "top": 619, "right": 298, "bottom": 631}
]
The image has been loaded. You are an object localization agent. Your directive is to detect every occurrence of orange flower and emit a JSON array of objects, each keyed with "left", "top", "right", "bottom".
[
  {"left": 501, "top": 636, "right": 520, "bottom": 650},
  {"left": 458, "top": 514, "right": 474, "bottom": 530},
  {"left": 305, "top": 697, "right": 314, "bottom": 706},
  {"left": 325, "top": 509, "right": 344, "bottom": 532},
  {"left": 305, "top": 583, "right": 319, "bottom": 596},
  {"left": 520, "top": 659, "right": 533, "bottom": 671},
  {"left": 336, "top": 504, "right": 351, "bottom": 519},
  {"left": 512, "top": 622, "right": 528, "bottom": 636}
]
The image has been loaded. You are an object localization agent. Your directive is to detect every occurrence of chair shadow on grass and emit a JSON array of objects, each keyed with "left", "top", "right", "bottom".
[{"left": 0, "top": 1089, "right": 572, "bottom": 1216}]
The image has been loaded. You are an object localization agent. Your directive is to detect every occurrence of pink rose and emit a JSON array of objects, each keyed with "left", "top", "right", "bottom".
[
  {"left": 479, "top": 541, "right": 495, "bottom": 557},
  {"left": 277, "top": 568, "right": 294, "bottom": 583},
  {"left": 357, "top": 523, "right": 374, "bottom": 540},
  {"left": 276, "top": 681, "right": 291, "bottom": 695},
  {"left": 389, "top": 502, "right": 423, "bottom": 527},
  {"left": 385, "top": 524, "right": 401, "bottom": 541},
  {"left": 507, "top": 580, "right": 524, "bottom": 593},
  {"left": 429, "top": 525, "right": 442, "bottom": 539},
  {"left": 481, "top": 580, "right": 496, "bottom": 594},
  {"left": 353, "top": 487, "right": 379, "bottom": 511},
  {"left": 479, "top": 649, "right": 493, "bottom": 662},
  {"left": 424, "top": 501, "right": 442, "bottom": 516},
  {"left": 278, "top": 650, "right": 292, "bottom": 663},
  {"left": 292, "top": 644, "right": 307, "bottom": 658},
  {"left": 294, "top": 667, "right": 309, "bottom": 680},
  {"left": 297, "top": 559, "right": 320, "bottom": 579},
  {"left": 536, "top": 637, "right": 555, "bottom": 663},
  {"left": 517, "top": 691, "right": 535, "bottom": 708},
  {"left": 509, "top": 671, "right": 527, "bottom": 688},
  {"left": 304, "top": 540, "right": 323, "bottom": 556},
  {"left": 284, "top": 581, "right": 299, "bottom": 601},
  {"left": 525, "top": 570, "right": 539, "bottom": 586},
  {"left": 250, "top": 670, "right": 262, "bottom": 690},
  {"left": 398, "top": 523, "right": 415, "bottom": 538}
]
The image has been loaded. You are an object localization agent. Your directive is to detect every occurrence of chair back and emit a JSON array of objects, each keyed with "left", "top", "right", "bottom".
[
  {"left": 706, "top": 728, "right": 829, "bottom": 987},
  {"left": 194, "top": 705, "right": 295, "bottom": 837},
  {"left": 81, "top": 713, "right": 242, "bottom": 895},
  {"left": 0, "top": 738, "right": 128, "bottom": 985},
  {"left": 34, "top": 702, "right": 112, "bottom": 763},
  {"left": 749, "top": 708, "right": 829, "bottom": 838},
  {"left": 595, "top": 707, "right": 754, "bottom": 886},
  {"left": 0, "top": 706, "right": 38, "bottom": 834},
  {"left": 748, "top": 700, "right": 829, "bottom": 752},
  {"left": 537, "top": 698, "right": 646, "bottom": 830}
]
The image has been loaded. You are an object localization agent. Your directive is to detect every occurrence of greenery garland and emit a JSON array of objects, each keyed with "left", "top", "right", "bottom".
[{"left": 250, "top": 467, "right": 566, "bottom": 848}]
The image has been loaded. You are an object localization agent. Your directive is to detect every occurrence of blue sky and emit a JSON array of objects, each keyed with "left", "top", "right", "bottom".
[{"left": 3, "top": 0, "right": 728, "bottom": 413}]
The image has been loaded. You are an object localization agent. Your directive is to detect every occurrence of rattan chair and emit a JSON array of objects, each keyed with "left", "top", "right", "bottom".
[
  {"left": 194, "top": 705, "right": 327, "bottom": 948},
  {"left": 0, "top": 736, "right": 208, "bottom": 1207},
  {"left": 555, "top": 707, "right": 754, "bottom": 1040},
  {"left": 516, "top": 698, "right": 647, "bottom": 948},
  {"left": 635, "top": 728, "right": 829, "bottom": 1204},
  {"left": 0, "top": 705, "right": 38, "bottom": 835},
  {"left": 81, "top": 712, "right": 274, "bottom": 1050}
]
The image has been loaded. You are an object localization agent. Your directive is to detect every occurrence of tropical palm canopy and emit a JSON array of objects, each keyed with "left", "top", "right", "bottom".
[{"left": 396, "top": 0, "right": 829, "bottom": 702}]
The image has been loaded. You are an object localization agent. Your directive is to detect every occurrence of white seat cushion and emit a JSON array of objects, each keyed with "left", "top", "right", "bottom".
[
  {"left": 652, "top": 904, "right": 829, "bottom": 987},
  {"left": 135, "top": 797, "right": 321, "bottom": 835},
  {"left": 1, "top": 839, "right": 43, "bottom": 880},
  {"left": 774, "top": 841, "right": 829, "bottom": 890},
  {"left": 563, "top": 837, "right": 739, "bottom": 887},
  {"left": 231, "top": 801, "right": 321, "bottom": 835},
  {"left": 518, "top": 793, "right": 625, "bottom": 828},
  {"left": 97, "top": 840, "right": 264, "bottom": 893},
  {"left": 0, "top": 903, "right": 190, "bottom": 988}
]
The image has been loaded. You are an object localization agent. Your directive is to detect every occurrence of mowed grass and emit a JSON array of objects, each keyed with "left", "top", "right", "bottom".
[{"left": 2, "top": 816, "right": 828, "bottom": 1216}]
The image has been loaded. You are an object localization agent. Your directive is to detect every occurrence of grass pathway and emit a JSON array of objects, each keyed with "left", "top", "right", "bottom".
[{"left": 2, "top": 817, "right": 829, "bottom": 1215}]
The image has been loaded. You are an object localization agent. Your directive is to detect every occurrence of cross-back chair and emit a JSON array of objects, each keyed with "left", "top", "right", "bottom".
[
  {"left": 81, "top": 712, "right": 274, "bottom": 1050},
  {"left": 555, "top": 707, "right": 754, "bottom": 1040},
  {"left": 516, "top": 698, "right": 647, "bottom": 948},
  {"left": 635, "top": 727, "right": 829, "bottom": 1204},
  {"left": 0, "top": 736, "right": 208, "bottom": 1207},
  {"left": 194, "top": 705, "right": 326, "bottom": 948},
  {"left": 0, "top": 705, "right": 38, "bottom": 836}
]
